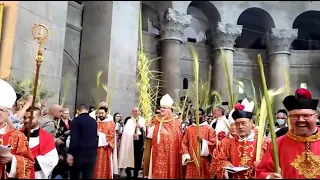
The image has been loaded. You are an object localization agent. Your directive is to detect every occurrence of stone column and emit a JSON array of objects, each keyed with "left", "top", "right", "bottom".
[
  {"left": 159, "top": 8, "right": 191, "bottom": 101},
  {"left": 267, "top": 28, "right": 298, "bottom": 111},
  {"left": 211, "top": 22, "right": 243, "bottom": 102},
  {"left": 77, "top": 1, "right": 140, "bottom": 117}
]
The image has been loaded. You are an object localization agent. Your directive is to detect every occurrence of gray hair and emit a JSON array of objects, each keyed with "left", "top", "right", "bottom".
[
  {"left": 216, "top": 105, "right": 225, "bottom": 115},
  {"left": 276, "top": 112, "right": 287, "bottom": 119}
]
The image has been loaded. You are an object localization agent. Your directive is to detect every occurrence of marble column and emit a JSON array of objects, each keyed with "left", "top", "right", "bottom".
[
  {"left": 267, "top": 28, "right": 298, "bottom": 111},
  {"left": 211, "top": 22, "right": 243, "bottom": 102},
  {"left": 159, "top": 8, "right": 191, "bottom": 101}
]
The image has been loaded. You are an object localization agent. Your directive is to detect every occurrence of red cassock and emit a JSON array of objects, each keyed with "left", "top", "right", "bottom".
[
  {"left": 0, "top": 125, "right": 34, "bottom": 179},
  {"left": 210, "top": 133, "right": 269, "bottom": 179},
  {"left": 256, "top": 127, "right": 320, "bottom": 179},
  {"left": 146, "top": 115, "right": 183, "bottom": 179},
  {"left": 181, "top": 122, "right": 216, "bottom": 179},
  {"left": 22, "top": 128, "right": 58, "bottom": 179}
]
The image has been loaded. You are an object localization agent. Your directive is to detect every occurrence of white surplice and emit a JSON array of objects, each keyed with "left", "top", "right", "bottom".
[
  {"left": 97, "top": 115, "right": 119, "bottom": 176},
  {"left": 118, "top": 116, "right": 146, "bottom": 169},
  {"left": 28, "top": 127, "right": 59, "bottom": 179}
]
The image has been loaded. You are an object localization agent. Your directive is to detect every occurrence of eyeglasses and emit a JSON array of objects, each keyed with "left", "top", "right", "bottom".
[{"left": 289, "top": 113, "right": 316, "bottom": 120}]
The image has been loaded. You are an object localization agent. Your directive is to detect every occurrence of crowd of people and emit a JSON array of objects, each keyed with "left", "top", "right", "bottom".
[{"left": 0, "top": 78, "right": 320, "bottom": 179}]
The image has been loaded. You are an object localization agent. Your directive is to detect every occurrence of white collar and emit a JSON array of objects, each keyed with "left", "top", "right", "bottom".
[
  {"left": 215, "top": 116, "right": 227, "bottom": 121},
  {"left": 132, "top": 116, "right": 140, "bottom": 120},
  {"left": 0, "top": 123, "right": 7, "bottom": 134},
  {"left": 192, "top": 121, "right": 208, "bottom": 126},
  {"left": 238, "top": 130, "right": 255, "bottom": 142},
  {"left": 31, "top": 126, "right": 40, "bottom": 133}
]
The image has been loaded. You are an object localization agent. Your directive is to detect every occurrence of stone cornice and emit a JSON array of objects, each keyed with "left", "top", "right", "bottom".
[
  {"left": 159, "top": 8, "right": 192, "bottom": 42},
  {"left": 212, "top": 22, "right": 243, "bottom": 51},
  {"left": 267, "top": 28, "right": 298, "bottom": 56}
]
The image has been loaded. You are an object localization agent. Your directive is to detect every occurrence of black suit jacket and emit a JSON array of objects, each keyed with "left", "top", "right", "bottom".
[{"left": 68, "top": 113, "right": 98, "bottom": 158}]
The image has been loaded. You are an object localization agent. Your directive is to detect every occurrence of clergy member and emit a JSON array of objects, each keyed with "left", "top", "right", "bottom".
[
  {"left": 22, "top": 107, "right": 59, "bottom": 179},
  {"left": 93, "top": 107, "right": 116, "bottom": 179},
  {"left": 210, "top": 99, "right": 269, "bottom": 179},
  {"left": 89, "top": 102, "right": 112, "bottom": 120},
  {"left": 118, "top": 107, "right": 145, "bottom": 179},
  {"left": 211, "top": 105, "right": 234, "bottom": 144},
  {"left": 0, "top": 79, "right": 34, "bottom": 179},
  {"left": 145, "top": 94, "right": 183, "bottom": 179},
  {"left": 181, "top": 108, "right": 216, "bottom": 179},
  {"left": 256, "top": 88, "right": 320, "bottom": 179}
]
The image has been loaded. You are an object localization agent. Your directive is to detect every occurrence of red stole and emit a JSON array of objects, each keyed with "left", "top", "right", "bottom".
[{"left": 21, "top": 128, "right": 55, "bottom": 179}]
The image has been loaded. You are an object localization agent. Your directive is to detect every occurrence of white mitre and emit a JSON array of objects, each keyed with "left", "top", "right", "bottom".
[
  {"left": 241, "top": 98, "right": 254, "bottom": 113},
  {"left": 0, "top": 79, "right": 17, "bottom": 109},
  {"left": 160, "top": 94, "right": 174, "bottom": 108},
  {"left": 228, "top": 108, "right": 235, "bottom": 124}
]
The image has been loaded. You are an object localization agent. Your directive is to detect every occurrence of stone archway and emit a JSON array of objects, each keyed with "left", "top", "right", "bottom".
[
  {"left": 292, "top": 11, "right": 320, "bottom": 50},
  {"left": 185, "top": 1, "right": 221, "bottom": 44},
  {"left": 236, "top": 7, "right": 275, "bottom": 49}
]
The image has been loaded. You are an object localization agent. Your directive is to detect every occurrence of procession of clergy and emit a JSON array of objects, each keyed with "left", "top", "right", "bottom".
[{"left": 0, "top": 76, "right": 319, "bottom": 179}]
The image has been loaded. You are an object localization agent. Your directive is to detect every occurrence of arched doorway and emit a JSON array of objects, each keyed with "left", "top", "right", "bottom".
[
  {"left": 236, "top": 7, "right": 275, "bottom": 49},
  {"left": 185, "top": 1, "right": 221, "bottom": 44},
  {"left": 292, "top": 11, "right": 320, "bottom": 50}
]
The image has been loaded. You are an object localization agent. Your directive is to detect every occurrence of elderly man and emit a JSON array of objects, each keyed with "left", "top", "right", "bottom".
[
  {"left": 0, "top": 79, "right": 34, "bottom": 178},
  {"left": 256, "top": 88, "right": 320, "bottom": 179},
  {"left": 119, "top": 107, "right": 146, "bottom": 179},
  {"left": 144, "top": 94, "right": 183, "bottom": 179},
  {"left": 211, "top": 105, "right": 233, "bottom": 143},
  {"left": 275, "top": 109, "right": 289, "bottom": 138},
  {"left": 210, "top": 99, "right": 269, "bottom": 179}
]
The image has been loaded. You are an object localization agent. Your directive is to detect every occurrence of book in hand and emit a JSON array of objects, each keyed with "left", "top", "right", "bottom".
[
  {"left": 0, "top": 145, "right": 11, "bottom": 155},
  {"left": 223, "top": 165, "right": 249, "bottom": 173}
]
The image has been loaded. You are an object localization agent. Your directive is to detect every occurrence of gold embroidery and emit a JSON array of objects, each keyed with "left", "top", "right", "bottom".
[
  {"left": 237, "top": 141, "right": 254, "bottom": 166},
  {"left": 290, "top": 151, "right": 320, "bottom": 179},
  {"left": 286, "top": 130, "right": 320, "bottom": 143}
]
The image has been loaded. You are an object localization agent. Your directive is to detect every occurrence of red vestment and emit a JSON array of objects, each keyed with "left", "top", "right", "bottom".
[
  {"left": 210, "top": 133, "right": 269, "bottom": 179},
  {"left": 21, "top": 128, "right": 58, "bottom": 179},
  {"left": 147, "top": 115, "right": 183, "bottom": 179},
  {"left": 93, "top": 120, "right": 115, "bottom": 179},
  {"left": 256, "top": 127, "right": 320, "bottom": 179},
  {"left": 181, "top": 123, "right": 216, "bottom": 179},
  {"left": 0, "top": 125, "right": 34, "bottom": 179}
]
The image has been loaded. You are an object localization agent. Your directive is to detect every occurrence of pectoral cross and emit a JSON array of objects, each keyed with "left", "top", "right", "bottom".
[{"left": 240, "top": 153, "right": 250, "bottom": 166}]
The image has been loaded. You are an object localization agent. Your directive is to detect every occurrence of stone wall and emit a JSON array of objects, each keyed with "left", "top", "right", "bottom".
[
  {"left": 59, "top": 1, "right": 83, "bottom": 116},
  {"left": 142, "top": 32, "right": 320, "bottom": 102},
  {"left": 0, "top": 1, "right": 68, "bottom": 105}
]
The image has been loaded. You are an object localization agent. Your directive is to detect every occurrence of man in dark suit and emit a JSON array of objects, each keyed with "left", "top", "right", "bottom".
[{"left": 67, "top": 104, "right": 98, "bottom": 179}]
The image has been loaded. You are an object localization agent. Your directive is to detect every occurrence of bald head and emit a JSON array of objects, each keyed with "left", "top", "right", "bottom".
[
  {"left": 99, "top": 102, "right": 107, "bottom": 108},
  {"left": 49, "top": 104, "right": 62, "bottom": 120},
  {"left": 132, "top": 106, "right": 139, "bottom": 118}
]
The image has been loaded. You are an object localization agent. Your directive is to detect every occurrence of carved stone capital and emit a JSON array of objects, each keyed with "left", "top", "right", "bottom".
[
  {"left": 160, "top": 8, "right": 192, "bottom": 42},
  {"left": 267, "top": 28, "right": 298, "bottom": 56},
  {"left": 212, "top": 22, "right": 243, "bottom": 51}
]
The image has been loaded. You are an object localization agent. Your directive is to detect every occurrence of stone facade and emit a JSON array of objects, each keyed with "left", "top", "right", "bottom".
[{"left": 1, "top": 1, "right": 320, "bottom": 117}]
